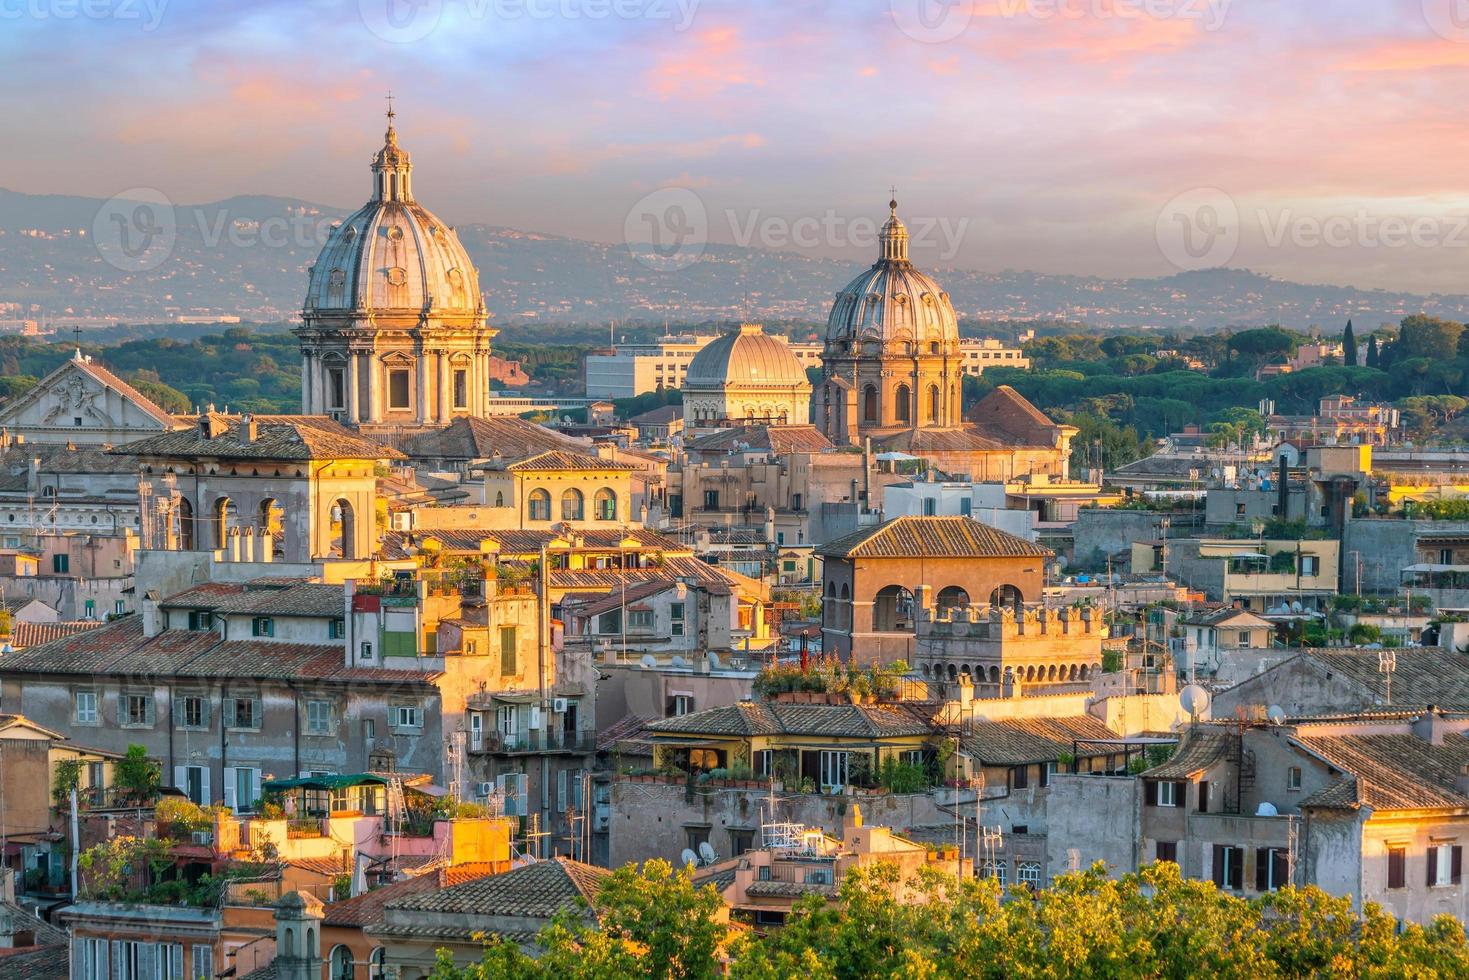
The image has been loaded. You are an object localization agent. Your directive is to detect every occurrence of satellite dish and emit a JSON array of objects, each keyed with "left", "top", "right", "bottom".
[
  {"left": 699, "top": 841, "right": 718, "bottom": 865},
  {"left": 671, "top": 655, "right": 688, "bottom": 668},
  {"left": 639, "top": 654, "right": 656, "bottom": 669},
  {"left": 708, "top": 652, "right": 722, "bottom": 670},
  {"left": 1254, "top": 801, "right": 1279, "bottom": 817},
  {"left": 1267, "top": 705, "right": 1287, "bottom": 725},
  {"left": 680, "top": 848, "right": 699, "bottom": 868},
  {"left": 1179, "top": 684, "right": 1211, "bottom": 718}
]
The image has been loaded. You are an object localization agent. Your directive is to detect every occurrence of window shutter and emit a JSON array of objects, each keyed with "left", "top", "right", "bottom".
[
  {"left": 223, "top": 697, "right": 236, "bottom": 728},
  {"left": 1229, "top": 849, "right": 1243, "bottom": 891},
  {"left": 1145, "top": 780, "right": 1158, "bottom": 807},
  {"left": 172, "top": 698, "right": 185, "bottom": 727},
  {"left": 200, "top": 768, "right": 211, "bottom": 808},
  {"left": 111, "top": 940, "right": 123, "bottom": 980},
  {"left": 1429, "top": 846, "right": 1438, "bottom": 887},
  {"left": 1273, "top": 848, "right": 1290, "bottom": 890},
  {"left": 145, "top": 697, "right": 155, "bottom": 725},
  {"left": 1388, "top": 848, "right": 1406, "bottom": 889},
  {"left": 174, "top": 766, "right": 188, "bottom": 793},
  {"left": 557, "top": 769, "right": 567, "bottom": 812},
  {"left": 200, "top": 698, "right": 211, "bottom": 729},
  {"left": 1453, "top": 846, "right": 1464, "bottom": 885},
  {"left": 1211, "top": 845, "right": 1225, "bottom": 886},
  {"left": 1198, "top": 780, "right": 1209, "bottom": 813},
  {"left": 1255, "top": 849, "right": 1269, "bottom": 892},
  {"left": 223, "top": 768, "right": 237, "bottom": 811}
]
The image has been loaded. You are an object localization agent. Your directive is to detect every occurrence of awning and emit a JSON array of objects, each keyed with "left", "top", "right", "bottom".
[
  {"left": 874, "top": 451, "right": 921, "bottom": 461},
  {"left": 490, "top": 692, "right": 539, "bottom": 704},
  {"left": 262, "top": 773, "right": 393, "bottom": 792},
  {"left": 1401, "top": 563, "right": 1469, "bottom": 574}
]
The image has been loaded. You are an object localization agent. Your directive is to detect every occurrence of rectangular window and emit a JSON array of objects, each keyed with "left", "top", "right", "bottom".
[
  {"left": 670, "top": 602, "right": 685, "bottom": 637},
  {"left": 1256, "top": 847, "right": 1290, "bottom": 891},
  {"left": 224, "top": 697, "right": 259, "bottom": 730},
  {"left": 685, "top": 826, "right": 711, "bottom": 852},
  {"left": 52, "top": 553, "right": 69, "bottom": 574},
  {"left": 598, "top": 610, "right": 622, "bottom": 635},
  {"left": 328, "top": 368, "right": 345, "bottom": 409},
  {"left": 1017, "top": 861, "right": 1042, "bottom": 888},
  {"left": 730, "top": 829, "right": 756, "bottom": 857},
  {"left": 453, "top": 369, "right": 468, "bottom": 409},
  {"left": 329, "top": 618, "right": 345, "bottom": 639},
  {"left": 75, "top": 690, "right": 98, "bottom": 725},
  {"left": 84, "top": 598, "right": 95, "bottom": 619},
  {"left": 114, "top": 599, "right": 126, "bottom": 616},
  {"left": 360, "top": 641, "right": 374, "bottom": 661},
  {"left": 497, "top": 705, "right": 518, "bottom": 738},
  {"left": 979, "top": 860, "right": 1007, "bottom": 887},
  {"left": 388, "top": 369, "right": 411, "bottom": 410},
  {"left": 1387, "top": 846, "right": 1407, "bottom": 889},
  {"left": 1156, "top": 781, "right": 1180, "bottom": 807},
  {"left": 1428, "top": 844, "right": 1463, "bottom": 887},
  {"left": 819, "top": 750, "right": 849, "bottom": 792},
  {"left": 499, "top": 626, "right": 517, "bottom": 675},
  {"left": 1287, "top": 766, "right": 1302, "bottom": 791},
  {"left": 1301, "top": 555, "right": 1320, "bottom": 576},
  {"left": 393, "top": 704, "right": 424, "bottom": 731},
  {"left": 753, "top": 749, "right": 773, "bottom": 777},
  {"left": 703, "top": 490, "right": 720, "bottom": 510},
  {"left": 176, "top": 695, "right": 207, "bottom": 730},
  {"left": 1012, "top": 765, "right": 1029, "bottom": 790},
  {"left": 629, "top": 609, "right": 654, "bottom": 630},
  {"left": 922, "top": 497, "right": 937, "bottom": 516},
  {"left": 251, "top": 616, "right": 274, "bottom": 638},
  {"left": 672, "top": 694, "right": 693, "bottom": 717},
  {"left": 1156, "top": 840, "right": 1178, "bottom": 864},
  {"left": 306, "top": 700, "right": 332, "bottom": 735},
  {"left": 187, "top": 610, "right": 212, "bottom": 631},
  {"left": 192, "top": 945, "right": 213, "bottom": 980},
  {"left": 363, "top": 719, "right": 376, "bottom": 741},
  {"left": 120, "top": 692, "right": 154, "bottom": 727},
  {"left": 1198, "top": 780, "right": 1210, "bottom": 813},
  {"left": 1212, "top": 845, "right": 1244, "bottom": 891}
]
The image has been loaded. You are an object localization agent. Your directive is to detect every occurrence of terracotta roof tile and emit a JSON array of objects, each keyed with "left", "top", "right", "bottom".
[
  {"left": 397, "top": 416, "right": 589, "bottom": 462},
  {"left": 960, "top": 716, "right": 1120, "bottom": 766},
  {"left": 686, "top": 425, "right": 832, "bottom": 455},
  {"left": 647, "top": 701, "right": 934, "bottom": 739},
  {"left": 117, "top": 416, "right": 401, "bottom": 461},
  {"left": 1291, "top": 732, "right": 1469, "bottom": 811},
  {"left": 497, "top": 450, "right": 635, "bottom": 472},
  {"left": 10, "top": 620, "right": 105, "bottom": 649},
  {"left": 817, "top": 515, "right": 1052, "bottom": 560},
  {"left": 1142, "top": 731, "right": 1232, "bottom": 779},
  {"left": 383, "top": 858, "right": 607, "bottom": 920}
]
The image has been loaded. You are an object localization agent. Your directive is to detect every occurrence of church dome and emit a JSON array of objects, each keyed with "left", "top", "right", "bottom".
[
  {"left": 825, "top": 200, "right": 959, "bottom": 350},
  {"left": 303, "top": 114, "right": 483, "bottom": 318},
  {"left": 685, "top": 324, "right": 810, "bottom": 391}
]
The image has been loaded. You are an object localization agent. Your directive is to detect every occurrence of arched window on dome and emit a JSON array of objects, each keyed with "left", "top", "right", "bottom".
[
  {"left": 863, "top": 385, "right": 878, "bottom": 423},
  {"left": 895, "top": 384, "right": 911, "bottom": 424},
  {"left": 561, "top": 488, "right": 585, "bottom": 521},
  {"left": 927, "top": 384, "right": 940, "bottom": 423},
  {"left": 528, "top": 489, "right": 551, "bottom": 522}
]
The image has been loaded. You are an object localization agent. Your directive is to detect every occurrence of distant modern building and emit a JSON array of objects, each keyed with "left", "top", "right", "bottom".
[{"left": 583, "top": 333, "right": 721, "bottom": 399}]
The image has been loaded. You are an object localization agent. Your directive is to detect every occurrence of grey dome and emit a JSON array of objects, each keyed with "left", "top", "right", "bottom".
[
  {"left": 825, "top": 202, "right": 959, "bottom": 349},
  {"left": 685, "top": 324, "right": 809, "bottom": 390}
]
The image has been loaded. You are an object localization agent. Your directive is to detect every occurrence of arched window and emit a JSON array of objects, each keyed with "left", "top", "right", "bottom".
[
  {"left": 561, "top": 488, "right": 585, "bottom": 521},
  {"left": 259, "top": 497, "right": 284, "bottom": 560},
  {"left": 528, "top": 489, "right": 551, "bottom": 522},
  {"left": 594, "top": 488, "right": 617, "bottom": 521},
  {"left": 936, "top": 586, "right": 970, "bottom": 615},
  {"left": 894, "top": 384, "right": 911, "bottom": 423},
  {"left": 495, "top": 491, "right": 505, "bottom": 507},
  {"left": 329, "top": 498, "right": 355, "bottom": 559},
  {"left": 177, "top": 496, "right": 195, "bottom": 551},
  {"left": 213, "top": 496, "right": 237, "bottom": 551},
  {"left": 989, "top": 584, "right": 1024, "bottom": 612},
  {"left": 330, "top": 945, "right": 354, "bottom": 980},
  {"left": 863, "top": 385, "right": 878, "bottom": 422},
  {"left": 873, "top": 585, "right": 915, "bottom": 632},
  {"left": 927, "top": 384, "right": 940, "bottom": 422},
  {"left": 370, "top": 947, "right": 387, "bottom": 980}
]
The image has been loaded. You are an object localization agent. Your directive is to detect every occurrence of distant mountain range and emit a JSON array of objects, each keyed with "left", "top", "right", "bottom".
[{"left": 5, "top": 187, "right": 1469, "bottom": 331}]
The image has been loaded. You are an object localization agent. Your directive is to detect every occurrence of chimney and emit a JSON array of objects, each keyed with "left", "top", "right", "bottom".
[
  {"left": 241, "top": 413, "right": 257, "bottom": 443},
  {"left": 141, "top": 590, "right": 163, "bottom": 638},
  {"left": 1413, "top": 705, "right": 1447, "bottom": 747}
]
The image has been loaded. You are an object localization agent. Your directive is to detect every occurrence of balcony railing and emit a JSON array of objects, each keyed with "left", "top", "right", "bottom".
[{"left": 471, "top": 731, "right": 598, "bottom": 755}]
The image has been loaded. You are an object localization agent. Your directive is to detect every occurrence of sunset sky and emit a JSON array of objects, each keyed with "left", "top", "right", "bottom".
[{"left": 7, "top": 0, "right": 1469, "bottom": 291}]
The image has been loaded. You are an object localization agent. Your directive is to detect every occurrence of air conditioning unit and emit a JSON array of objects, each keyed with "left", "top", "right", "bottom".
[
  {"left": 478, "top": 782, "right": 494, "bottom": 797},
  {"left": 552, "top": 697, "right": 568, "bottom": 714},
  {"left": 391, "top": 512, "right": 412, "bottom": 531},
  {"left": 528, "top": 706, "right": 543, "bottom": 730},
  {"left": 191, "top": 831, "right": 211, "bottom": 846}
]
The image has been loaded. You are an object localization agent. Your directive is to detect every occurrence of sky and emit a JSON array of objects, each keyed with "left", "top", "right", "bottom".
[{"left": 7, "top": 0, "right": 1469, "bottom": 292}]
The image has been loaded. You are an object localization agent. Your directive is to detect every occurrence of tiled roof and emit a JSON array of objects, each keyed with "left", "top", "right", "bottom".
[
  {"left": 0, "top": 901, "right": 67, "bottom": 948},
  {"left": 384, "top": 857, "right": 608, "bottom": 919},
  {"left": 0, "top": 945, "right": 69, "bottom": 980},
  {"left": 379, "top": 526, "right": 691, "bottom": 561},
  {"left": 1303, "top": 649, "right": 1469, "bottom": 711},
  {"left": 969, "top": 386, "right": 1062, "bottom": 446},
  {"left": 1142, "top": 731, "right": 1232, "bottom": 779},
  {"left": 0, "top": 445, "right": 147, "bottom": 493},
  {"left": 630, "top": 405, "right": 682, "bottom": 424},
  {"left": 397, "top": 416, "right": 589, "bottom": 461},
  {"left": 322, "top": 871, "right": 443, "bottom": 927},
  {"left": 116, "top": 415, "right": 401, "bottom": 461},
  {"left": 1291, "top": 732, "right": 1469, "bottom": 811},
  {"left": 686, "top": 425, "right": 832, "bottom": 455},
  {"left": 597, "top": 713, "right": 653, "bottom": 752},
  {"left": 565, "top": 579, "right": 678, "bottom": 619},
  {"left": 872, "top": 425, "right": 1009, "bottom": 453},
  {"left": 209, "top": 583, "right": 344, "bottom": 618},
  {"left": 497, "top": 450, "right": 635, "bottom": 472},
  {"left": 958, "top": 716, "right": 1120, "bottom": 766},
  {"left": 0, "top": 616, "right": 437, "bottom": 685},
  {"left": 1182, "top": 608, "right": 1273, "bottom": 629},
  {"left": 647, "top": 701, "right": 934, "bottom": 739},
  {"left": 10, "top": 620, "right": 105, "bottom": 649},
  {"left": 744, "top": 879, "right": 836, "bottom": 898},
  {"left": 158, "top": 582, "right": 250, "bottom": 609},
  {"left": 817, "top": 515, "right": 1052, "bottom": 560},
  {"left": 287, "top": 856, "right": 350, "bottom": 878}
]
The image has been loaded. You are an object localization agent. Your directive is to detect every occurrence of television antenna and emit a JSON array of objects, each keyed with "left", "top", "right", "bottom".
[{"left": 1378, "top": 649, "right": 1396, "bottom": 706}]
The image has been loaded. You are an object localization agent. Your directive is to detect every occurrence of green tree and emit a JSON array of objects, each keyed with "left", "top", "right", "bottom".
[
  {"left": 1342, "top": 319, "right": 1357, "bottom": 366},
  {"left": 1396, "top": 314, "right": 1464, "bottom": 362},
  {"left": 114, "top": 744, "right": 162, "bottom": 805},
  {"left": 1227, "top": 327, "right": 1298, "bottom": 365},
  {"left": 1366, "top": 334, "right": 1379, "bottom": 368}
]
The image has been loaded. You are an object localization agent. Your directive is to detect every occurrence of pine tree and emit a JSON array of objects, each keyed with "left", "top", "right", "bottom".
[
  {"left": 1343, "top": 320, "right": 1357, "bottom": 366},
  {"left": 1366, "top": 335, "right": 1379, "bottom": 368}
]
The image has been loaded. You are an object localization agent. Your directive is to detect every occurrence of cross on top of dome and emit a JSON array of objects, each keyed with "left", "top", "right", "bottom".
[{"left": 372, "top": 93, "right": 413, "bottom": 202}]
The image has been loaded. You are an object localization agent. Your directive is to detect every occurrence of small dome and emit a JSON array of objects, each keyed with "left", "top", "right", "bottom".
[
  {"left": 303, "top": 116, "right": 483, "bottom": 318},
  {"left": 686, "top": 324, "right": 810, "bottom": 391},
  {"left": 825, "top": 200, "right": 959, "bottom": 349}
]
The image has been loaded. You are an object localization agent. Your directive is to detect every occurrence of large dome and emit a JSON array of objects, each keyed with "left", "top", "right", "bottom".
[
  {"left": 303, "top": 119, "right": 483, "bottom": 318},
  {"left": 686, "top": 323, "right": 810, "bottom": 390},
  {"left": 825, "top": 201, "right": 959, "bottom": 349}
]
